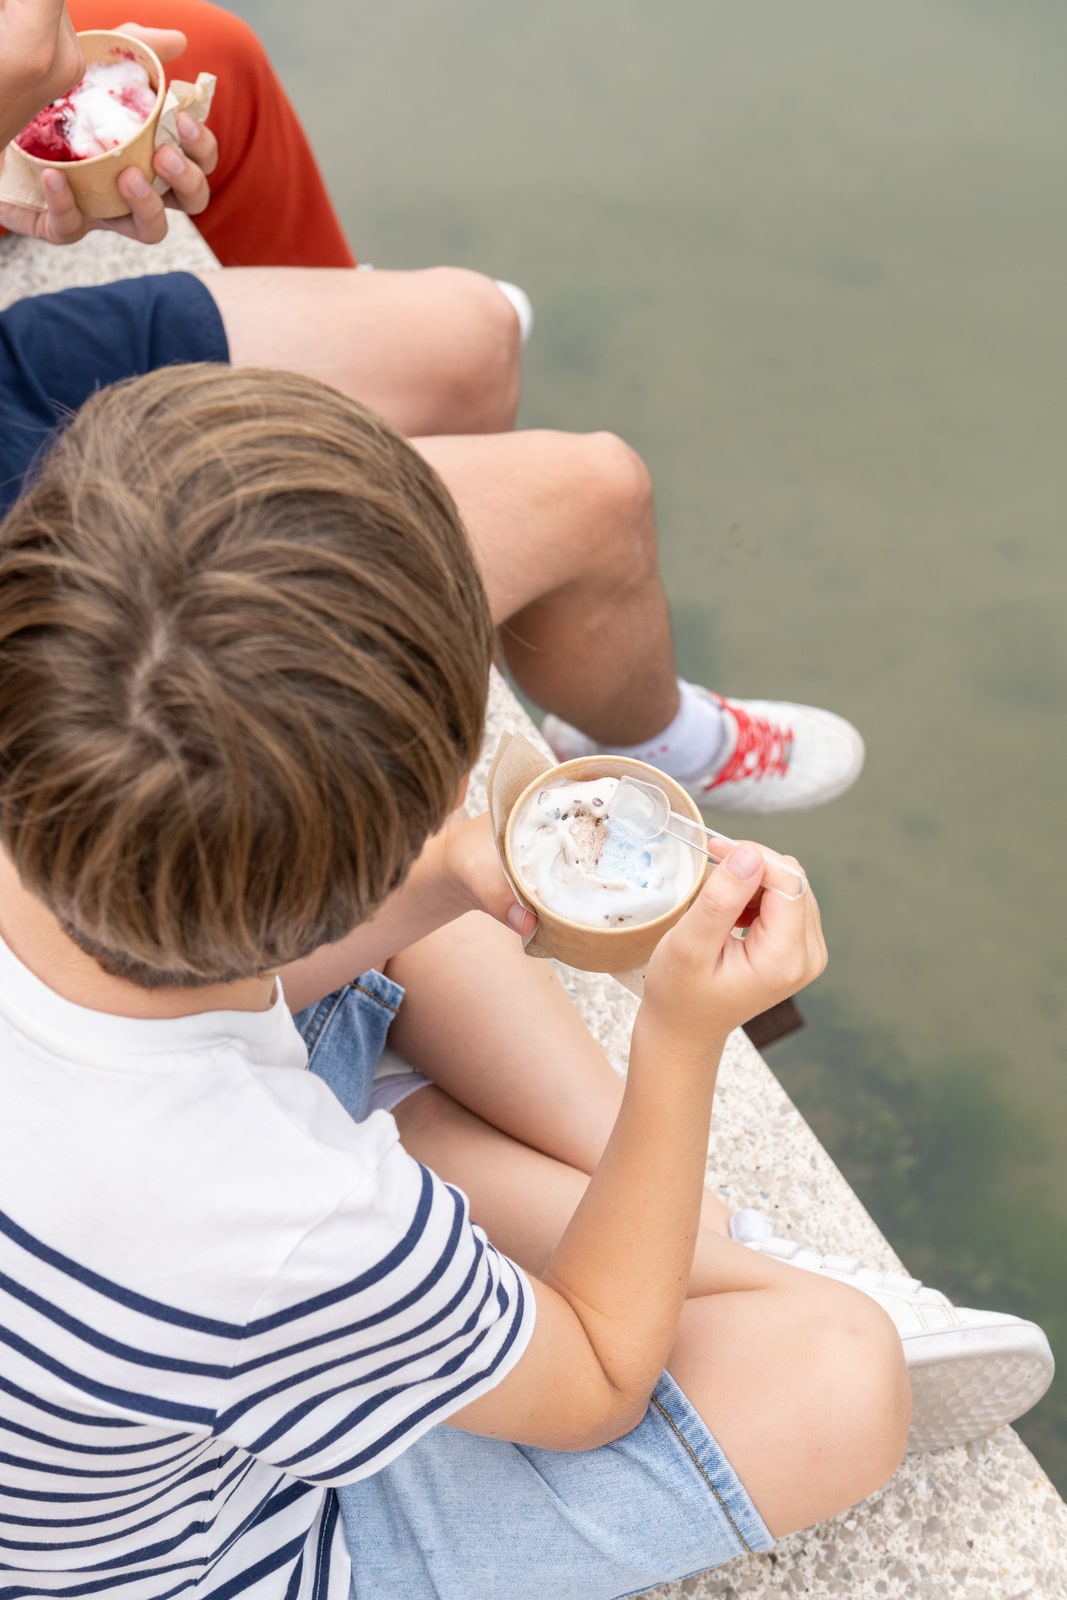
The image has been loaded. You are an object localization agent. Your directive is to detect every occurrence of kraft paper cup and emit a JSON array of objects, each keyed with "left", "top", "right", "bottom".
[
  {"left": 503, "top": 755, "right": 710, "bottom": 974},
  {"left": 15, "top": 32, "right": 166, "bottom": 220}
]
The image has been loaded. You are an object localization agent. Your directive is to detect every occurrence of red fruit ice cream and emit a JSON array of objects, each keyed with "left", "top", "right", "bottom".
[{"left": 15, "top": 56, "right": 157, "bottom": 162}]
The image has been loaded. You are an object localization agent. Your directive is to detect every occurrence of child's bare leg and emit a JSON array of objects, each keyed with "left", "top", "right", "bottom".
[
  {"left": 394, "top": 1084, "right": 909, "bottom": 1537},
  {"left": 386, "top": 910, "right": 735, "bottom": 1245},
  {"left": 386, "top": 882, "right": 909, "bottom": 1532}
]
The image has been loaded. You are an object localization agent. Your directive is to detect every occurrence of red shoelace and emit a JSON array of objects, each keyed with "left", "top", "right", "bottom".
[{"left": 701, "top": 697, "right": 794, "bottom": 793}]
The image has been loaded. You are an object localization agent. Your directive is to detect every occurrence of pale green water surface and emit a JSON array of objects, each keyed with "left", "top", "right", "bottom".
[{"left": 228, "top": 0, "right": 1067, "bottom": 1484}]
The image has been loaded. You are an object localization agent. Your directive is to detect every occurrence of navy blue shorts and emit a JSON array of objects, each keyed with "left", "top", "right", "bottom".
[{"left": 0, "top": 270, "right": 228, "bottom": 515}]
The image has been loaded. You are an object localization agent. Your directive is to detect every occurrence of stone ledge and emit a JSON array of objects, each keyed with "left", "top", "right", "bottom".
[
  {"left": 5, "top": 216, "right": 1066, "bottom": 1600},
  {"left": 474, "top": 675, "right": 1067, "bottom": 1600},
  {"left": 0, "top": 216, "right": 218, "bottom": 306}
]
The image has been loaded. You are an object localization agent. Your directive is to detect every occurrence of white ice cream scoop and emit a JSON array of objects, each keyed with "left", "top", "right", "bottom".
[{"left": 605, "top": 776, "right": 807, "bottom": 900}]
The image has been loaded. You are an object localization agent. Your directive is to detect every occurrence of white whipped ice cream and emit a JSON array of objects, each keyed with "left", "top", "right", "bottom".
[
  {"left": 16, "top": 58, "right": 157, "bottom": 162},
  {"left": 64, "top": 59, "right": 156, "bottom": 157},
  {"left": 510, "top": 776, "right": 700, "bottom": 928}
]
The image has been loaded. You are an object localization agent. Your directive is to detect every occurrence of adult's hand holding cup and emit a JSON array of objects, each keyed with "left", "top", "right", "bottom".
[{"left": 10, "top": 31, "right": 166, "bottom": 219}]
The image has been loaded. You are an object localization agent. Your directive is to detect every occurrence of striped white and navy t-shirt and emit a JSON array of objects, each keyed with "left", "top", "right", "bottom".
[{"left": 0, "top": 933, "right": 534, "bottom": 1598}]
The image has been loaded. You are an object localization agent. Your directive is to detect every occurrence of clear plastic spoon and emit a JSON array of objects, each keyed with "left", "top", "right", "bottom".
[{"left": 607, "top": 775, "right": 807, "bottom": 900}]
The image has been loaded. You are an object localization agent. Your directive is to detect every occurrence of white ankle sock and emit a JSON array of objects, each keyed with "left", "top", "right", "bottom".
[
  {"left": 494, "top": 280, "right": 534, "bottom": 345},
  {"left": 609, "top": 680, "right": 727, "bottom": 780}
]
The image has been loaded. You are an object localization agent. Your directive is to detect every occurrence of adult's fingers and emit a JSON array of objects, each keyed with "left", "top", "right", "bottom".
[
  {"left": 154, "top": 139, "right": 210, "bottom": 215},
  {"left": 113, "top": 23, "right": 188, "bottom": 64},
  {"left": 112, "top": 165, "right": 168, "bottom": 243},
  {"left": 175, "top": 111, "right": 217, "bottom": 178},
  {"left": 39, "top": 169, "right": 90, "bottom": 243}
]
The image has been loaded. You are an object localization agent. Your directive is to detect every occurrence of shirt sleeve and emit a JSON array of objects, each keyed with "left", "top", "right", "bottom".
[{"left": 214, "top": 1136, "right": 535, "bottom": 1484}]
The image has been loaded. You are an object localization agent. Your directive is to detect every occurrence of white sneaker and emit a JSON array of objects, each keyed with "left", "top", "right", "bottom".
[
  {"left": 730, "top": 1208, "right": 1055, "bottom": 1454},
  {"left": 541, "top": 686, "right": 865, "bottom": 815},
  {"left": 680, "top": 689, "right": 865, "bottom": 814}
]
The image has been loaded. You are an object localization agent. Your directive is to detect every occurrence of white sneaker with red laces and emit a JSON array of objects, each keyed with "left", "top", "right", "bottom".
[
  {"left": 541, "top": 685, "right": 864, "bottom": 815},
  {"left": 681, "top": 688, "right": 865, "bottom": 814},
  {"left": 730, "top": 1208, "right": 1056, "bottom": 1455}
]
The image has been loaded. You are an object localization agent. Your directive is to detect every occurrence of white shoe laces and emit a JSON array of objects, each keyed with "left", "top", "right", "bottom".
[{"left": 730, "top": 1208, "right": 929, "bottom": 1299}]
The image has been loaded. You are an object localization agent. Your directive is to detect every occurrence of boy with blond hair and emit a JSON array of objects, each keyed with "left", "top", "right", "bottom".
[{"left": 0, "top": 365, "right": 1048, "bottom": 1600}]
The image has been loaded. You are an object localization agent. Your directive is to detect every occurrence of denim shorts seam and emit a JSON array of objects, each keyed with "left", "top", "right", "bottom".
[
  {"left": 300, "top": 990, "right": 347, "bottom": 1061},
  {"left": 649, "top": 1394, "right": 753, "bottom": 1556},
  {"left": 348, "top": 979, "right": 400, "bottom": 1015}
]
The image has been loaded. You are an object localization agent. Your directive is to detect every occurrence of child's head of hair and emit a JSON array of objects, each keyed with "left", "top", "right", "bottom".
[{"left": 0, "top": 364, "right": 494, "bottom": 988}]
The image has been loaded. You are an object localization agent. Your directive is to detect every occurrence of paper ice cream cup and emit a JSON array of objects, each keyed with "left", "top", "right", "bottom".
[
  {"left": 15, "top": 32, "right": 166, "bottom": 220},
  {"left": 503, "top": 755, "right": 710, "bottom": 974}
]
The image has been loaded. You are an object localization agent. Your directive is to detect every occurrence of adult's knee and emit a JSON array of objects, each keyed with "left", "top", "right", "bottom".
[
  {"left": 550, "top": 430, "right": 658, "bottom": 572},
  {"left": 417, "top": 267, "right": 523, "bottom": 434}
]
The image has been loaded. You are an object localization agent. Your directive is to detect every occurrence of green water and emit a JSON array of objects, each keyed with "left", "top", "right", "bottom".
[{"left": 228, "top": 0, "right": 1067, "bottom": 1485}]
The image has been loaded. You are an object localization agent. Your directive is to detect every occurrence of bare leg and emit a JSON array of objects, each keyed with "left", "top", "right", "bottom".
[
  {"left": 386, "top": 910, "right": 733, "bottom": 1243},
  {"left": 387, "top": 906, "right": 908, "bottom": 1533},
  {"left": 394, "top": 1084, "right": 909, "bottom": 1537},
  {"left": 202, "top": 266, "right": 523, "bottom": 437},
  {"left": 414, "top": 431, "right": 682, "bottom": 745},
  {"left": 200, "top": 280, "right": 682, "bottom": 743},
  {"left": 388, "top": 913, "right": 910, "bottom": 1527}
]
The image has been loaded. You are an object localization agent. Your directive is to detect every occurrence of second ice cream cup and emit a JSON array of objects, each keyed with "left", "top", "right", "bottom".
[
  {"left": 503, "top": 755, "right": 710, "bottom": 974},
  {"left": 15, "top": 32, "right": 166, "bottom": 219}
]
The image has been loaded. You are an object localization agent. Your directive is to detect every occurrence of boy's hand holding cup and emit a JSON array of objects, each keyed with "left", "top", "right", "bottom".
[{"left": 638, "top": 841, "right": 826, "bottom": 1061}]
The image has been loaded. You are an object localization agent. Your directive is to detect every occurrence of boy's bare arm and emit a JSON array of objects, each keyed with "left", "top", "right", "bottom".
[
  {"left": 448, "top": 844, "right": 826, "bottom": 1451},
  {"left": 280, "top": 812, "right": 534, "bottom": 1012}
]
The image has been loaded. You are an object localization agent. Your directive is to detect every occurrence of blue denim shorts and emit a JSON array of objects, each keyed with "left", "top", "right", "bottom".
[
  {"left": 0, "top": 271, "right": 228, "bottom": 515},
  {"left": 294, "top": 976, "right": 774, "bottom": 1600}
]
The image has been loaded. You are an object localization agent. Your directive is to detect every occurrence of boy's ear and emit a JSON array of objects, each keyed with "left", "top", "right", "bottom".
[{"left": 453, "top": 773, "right": 471, "bottom": 812}]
